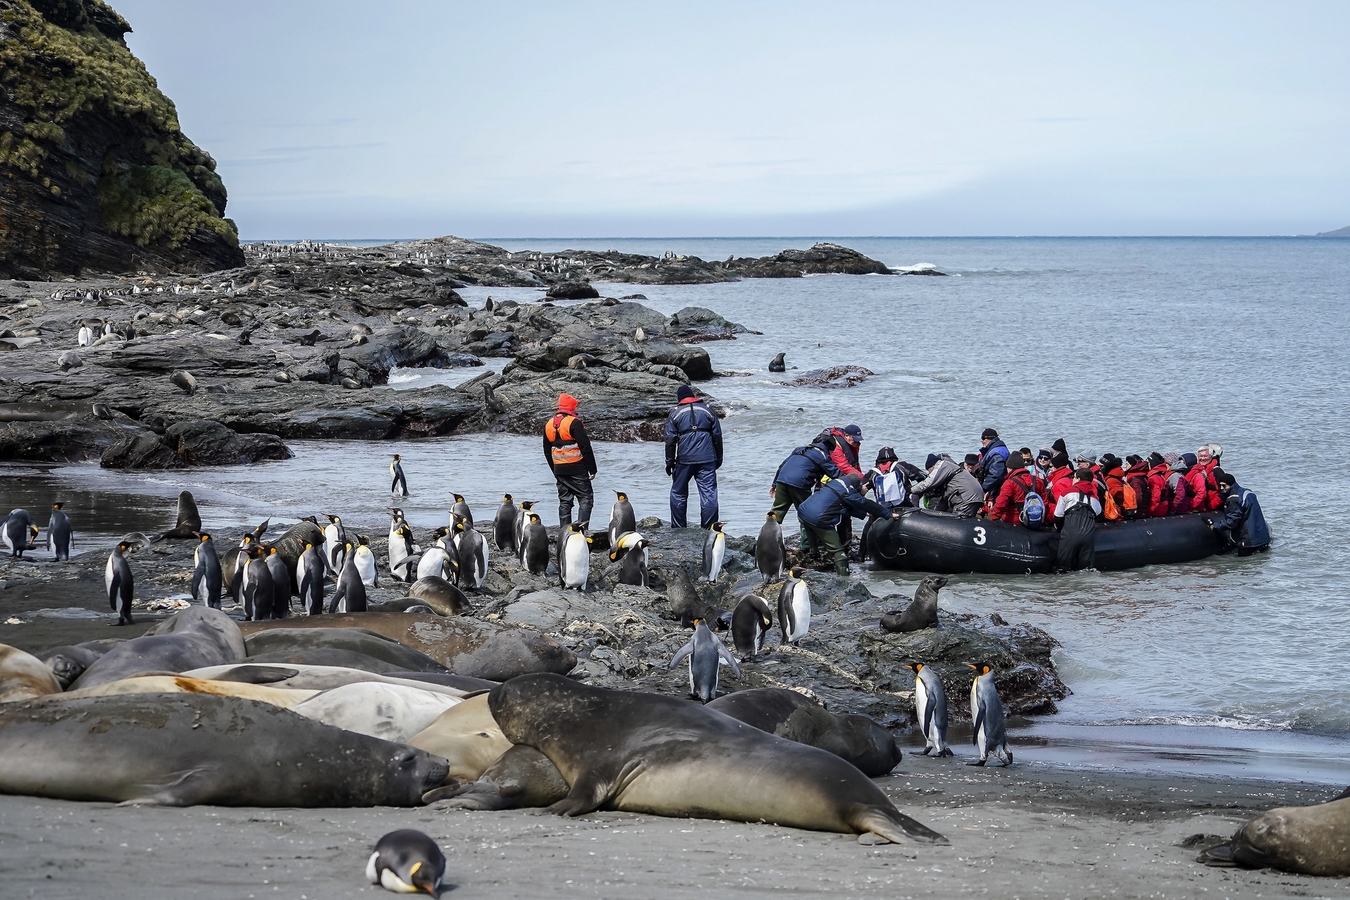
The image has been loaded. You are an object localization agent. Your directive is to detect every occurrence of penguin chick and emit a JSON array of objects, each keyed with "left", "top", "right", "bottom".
[
  {"left": 966, "top": 663, "right": 1013, "bottom": 767},
  {"left": 670, "top": 619, "right": 740, "bottom": 702},
  {"left": 366, "top": 829, "right": 446, "bottom": 897}
]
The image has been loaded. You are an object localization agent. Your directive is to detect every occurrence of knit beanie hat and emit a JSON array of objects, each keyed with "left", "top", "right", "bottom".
[
  {"left": 925, "top": 453, "right": 939, "bottom": 469},
  {"left": 676, "top": 384, "right": 696, "bottom": 402},
  {"left": 1126, "top": 454, "right": 1143, "bottom": 466},
  {"left": 1147, "top": 452, "right": 1165, "bottom": 468},
  {"left": 1051, "top": 451, "right": 1070, "bottom": 469},
  {"left": 1052, "top": 438, "right": 1068, "bottom": 456},
  {"left": 1182, "top": 452, "right": 1198, "bottom": 468},
  {"left": 1006, "top": 451, "right": 1026, "bottom": 469},
  {"left": 981, "top": 427, "right": 999, "bottom": 440},
  {"left": 557, "top": 393, "right": 578, "bottom": 413}
]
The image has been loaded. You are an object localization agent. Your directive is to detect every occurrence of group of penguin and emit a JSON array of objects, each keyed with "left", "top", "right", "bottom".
[{"left": 2, "top": 505, "right": 71, "bottom": 562}]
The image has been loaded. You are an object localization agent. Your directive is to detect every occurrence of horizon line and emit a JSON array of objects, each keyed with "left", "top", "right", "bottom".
[{"left": 239, "top": 233, "right": 1348, "bottom": 243}]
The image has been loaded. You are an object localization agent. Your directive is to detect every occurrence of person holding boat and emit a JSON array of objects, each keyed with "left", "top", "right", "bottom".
[{"left": 1211, "top": 472, "right": 1270, "bottom": 556}]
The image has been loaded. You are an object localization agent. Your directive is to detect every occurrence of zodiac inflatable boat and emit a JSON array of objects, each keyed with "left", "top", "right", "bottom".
[{"left": 866, "top": 508, "right": 1225, "bottom": 574}]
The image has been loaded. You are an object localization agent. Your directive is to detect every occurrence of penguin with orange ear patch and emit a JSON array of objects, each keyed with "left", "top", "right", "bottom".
[{"left": 367, "top": 829, "right": 446, "bottom": 896}]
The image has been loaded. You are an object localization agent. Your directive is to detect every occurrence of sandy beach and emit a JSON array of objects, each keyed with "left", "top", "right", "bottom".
[{"left": 2, "top": 763, "right": 1344, "bottom": 899}]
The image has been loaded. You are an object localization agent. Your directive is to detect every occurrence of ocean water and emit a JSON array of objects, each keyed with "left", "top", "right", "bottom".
[{"left": 7, "top": 237, "right": 1350, "bottom": 769}]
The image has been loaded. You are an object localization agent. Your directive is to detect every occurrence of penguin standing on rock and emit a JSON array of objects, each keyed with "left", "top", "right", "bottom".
[
  {"left": 904, "top": 661, "right": 952, "bottom": 757},
  {"left": 2, "top": 509, "right": 37, "bottom": 558},
  {"left": 616, "top": 537, "right": 649, "bottom": 586},
  {"left": 231, "top": 534, "right": 255, "bottom": 606},
  {"left": 731, "top": 594, "right": 773, "bottom": 660},
  {"left": 670, "top": 619, "right": 740, "bottom": 702},
  {"left": 323, "top": 514, "right": 346, "bottom": 573},
  {"left": 558, "top": 522, "right": 590, "bottom": 590},
  {"left": 388, "top": 523, "right": 417, "bottom": 583},
  {"left": 191, "top": 533, "right": 222, "bottom": 608},
  {"left": 265, "top": 547, "right": 291, "bottom": 618},
  {"left": 418, "top": 542, "right": 453, "bottom": 582},
  {"left": 389, "top": 455, "right": 408, "bottom": 497},
  {"left": 608, "top": 491, "right": 636, "bottom": 549},
  {"left": 754, "top": 512, "right": 785, "bottom": 583},
  {"left": 105, "top": 541, "right": 135, "bottom": 625},
  {"left": 241, "top": 545, "right": 275, "bottom": 621},
  {"left": 454, "top": 521, "right": 487, "bottom": 592},
  {"left": 493, "top": 494, "right": 518, "bottom": 553},
  {"left": 353, "top": 536, "right": 378, "bottom": 587},
  {"left": 367, "top": 829, "right": 446, "bottom": 897},
  {"left": 451, "top": 494, "right": 473, "bottom": 528},
  {"left": 47, "top": 503, "right": 73, "bottom": 561},
  {"left": 513, "top": 500, "right": 537, "bottom": 551},
  {"left": 967, "top": 663, "right": 1013, "bottom": 767},
  {"left": 519, "top": 513, "right": 549, "bottom": 576},
  {"left": 329, "top": 543, "right": 367, "bottom": 613},
  {"left": 297, "top": 540, "right": 326, "bottom": 615},
  {"left": 701, "top": 522, "right": 726, "bottom": 582},
  {"left": 778, "top": 567, "right": 811, "bottom": 645}
]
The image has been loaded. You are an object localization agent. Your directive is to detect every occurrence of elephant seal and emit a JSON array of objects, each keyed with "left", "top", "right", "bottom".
[
  {"left": 0, "top": 693, "right": 448, "bottom": 807},
  {"left": 880, "top": 575, "right": 948, "bottom": 633},
  {"left": 426, "top": 744, "right": 569, "bottom": 811},
  {"left": 707, "top": 688, "right": 903, "bottom": 776},
  {"left": 35, "top": 643, "right": 105, "bottom": 688},
  {"left": 61, "top": 674, "right": 317, "bottom": 708},
  {"left": 161, "top": 490, "right": 202, "bottom": 539},
  {"left": 1200, "top": 791, "right": 1350, "bottom": 875},
  {"left": 490, "top": 674, "right": 947, "bottom": 843},
  {"left": 409, "top": 693, "right": 513, "bottom": 783},
  {"left": 186, "top": 663, "right": 489, "bottom": 697},
  {"left": 70, "top": 607, "right": 246, "bottom": 689},
  {"left": 0, "top": 644, "right": 62, "bottom": 701},
  {"left": 243, "top": 627, "right": 449, "bottom": 673},
  {"left": 368, "top": 599, "right": 438, "bottom": 615},
  {"left": 406, "top": 576, "right": 472, "bottom": 616},
  {"left": 289, "top": 682, "right": 462, "bottom": 742}
]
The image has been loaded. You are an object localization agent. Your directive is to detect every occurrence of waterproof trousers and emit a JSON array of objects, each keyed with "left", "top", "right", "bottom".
[
  {"left": 803, "top": 522, "right": 849, "bottom": 576},
  {"left": 556, "top": 473, "right": 594, "bottom": 530},
  {"left": 670, "top": 462, "right": 718, "bottom": 529},
  {"left": 770, "top": 483, "right": 817, "bottom": 552},
  {"left": 1054, "top": 505, "right": 1096, "bottom": 572}
]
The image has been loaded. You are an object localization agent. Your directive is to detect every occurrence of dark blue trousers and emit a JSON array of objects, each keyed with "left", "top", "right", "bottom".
[{"left": 670, "top": 462, "right": 719, "bottom": 529}]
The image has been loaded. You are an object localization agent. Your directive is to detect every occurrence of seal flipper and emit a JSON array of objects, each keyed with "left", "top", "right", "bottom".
[
  {"left": 1198, "top": 842, "right": 1238, "bottom": 867},
  {"left": 118, "top": 768, "right": 219, "bottom": 807},
  {"left": 849, "top": 804, "right": 949, "bottom": 845},
  {"left": 207, "top": 665, "right": 301, "bottom": 685},
  {"left": 545, "top": 771, "right": 612, "bottom": 817}
]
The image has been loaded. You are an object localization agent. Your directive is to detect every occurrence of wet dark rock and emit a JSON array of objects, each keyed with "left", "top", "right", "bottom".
[
  {"left": 784, "top": 365, "right": 875, "bottom": 389},
  {"left": 100, "top": 419, "right": 292, "bottom": 469},
  {"left": 546, "top": 282, "right": 600, "bottom": 300}
]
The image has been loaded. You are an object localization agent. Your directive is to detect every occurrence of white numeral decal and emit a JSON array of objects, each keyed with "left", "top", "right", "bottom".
[{"left": 973, "top": 527, "right": 987, "bottom": 546}]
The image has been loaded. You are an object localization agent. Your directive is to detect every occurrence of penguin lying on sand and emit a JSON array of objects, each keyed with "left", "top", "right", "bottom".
[{"left": 367, "top": 829, "right": 446, "bottom": 897}]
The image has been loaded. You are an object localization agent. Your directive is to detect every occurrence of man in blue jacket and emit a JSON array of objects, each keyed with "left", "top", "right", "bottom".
[
  {"left": 1212, "top": 471, "right": 1270, "bottom": 555},
  {"left": 799, "top": 473, "right": 898, "bottom": 576},
  {"left": 770, "top": 437, "right": 842, "bottom": 553},
  {"left": 665, "top": 385, "right": 723, "bottom": 529},
  {"left": 974, "top": 427, "right": 1009, "bottom": 501}
]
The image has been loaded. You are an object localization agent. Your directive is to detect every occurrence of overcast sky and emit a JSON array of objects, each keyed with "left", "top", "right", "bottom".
[{"left": 116, "top": 1, "right": 1349, "bottom": 239}]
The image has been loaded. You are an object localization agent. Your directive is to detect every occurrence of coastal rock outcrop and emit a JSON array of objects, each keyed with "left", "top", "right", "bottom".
[
  {"left": 785, "top": 365, "right": 876, "bottom": 388},
  {"left": 0, "top": 0, "right": 243, "bottom": 278},
  {"left": 99, "top": 419, "right": 293, "bottom": 469}
]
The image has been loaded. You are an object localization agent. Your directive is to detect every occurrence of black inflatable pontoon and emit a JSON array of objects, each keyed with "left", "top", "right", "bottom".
[{"left": 866, "top": 508, "right": 1225, "bottom": 574}]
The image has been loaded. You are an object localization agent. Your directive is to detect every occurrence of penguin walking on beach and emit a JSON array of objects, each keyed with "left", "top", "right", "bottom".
[
  {"left": 367, "top": 829, "right": 446, "bottom": 897},
  {"left": 297, "top": 540, "right": 326, "bottom": 615},
  {"left": 754, "top": 512, "right": 786, "bottom": 583},
  {"left": 241, "top": 545, "right": 275, "bottom": 621},
  {"left": 558, "top": 522, "right": 591, "bottom": 590},
  {"left": 967, "top": 663, "right": 1013, "bottom": 767},
  {"left": 778, "top": 567, "right": 811, "bottom": 645},
  {"left": 454, "top": 521, "right": 488, "bottom": 592},
  {"left": 702, "top": 522, "right": 726, "bottom": 582},
  {"left": 105, "top": 541, "right": 135, "bottom": 626},
  {"left": 329, "top": 543, "right": 368, "bottom": 613},
  {"left": 47, "top": 502, "right": 73, "bottom": 561},
  {"left": 670, "top": 619, "right": 740, "bottom": 702},
  {"left": 493, "top": 494, "right": 518, "bottom": 553},
  {"left": 264, "top": 547, "right": 291, "bottom": 618},
  {"left": 323, "top": 514, "right": 347, "bottom": 573},
  {"left": 731, "top": 594, "right": 773, "bottom": 660},
  {"left": 231, "top": 534, "right": 255, "bottom": 606},
  {"left": 904, "top": 661, "right": 952, "bottom": 757},
  {"left": 513, "top": 500, "right": 537, "bottom": 552},
  {"left": 2, "top": 509, "right": 37, "bottom": 559},
  {"left": 388, "top": 523, "right": 418, "bottom": 583},
  {"left": 191, "top": 533, "right": 223, "bottom": 609},
  {"left": 608, "top": 491, "right": 636, "bottom": 549},
  {"left": 389, "top": 454, "right": 408, "bottom": 497},
  {"left": 519, "top": 513, "right": 549, "bottom": 576},
  {"left": 353, "top": 536, "right": 378, "bottom": 587},
  {"left": 451, "top": 494, "right": 473, "bottom": 529}
]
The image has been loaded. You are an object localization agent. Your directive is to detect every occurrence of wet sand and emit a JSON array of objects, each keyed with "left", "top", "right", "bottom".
[{"left": 1, "top": 764, "right": 1345, "bottom": 899}]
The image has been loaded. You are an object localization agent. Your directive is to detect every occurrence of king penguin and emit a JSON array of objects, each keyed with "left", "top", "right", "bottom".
[
  {"left": 264, "top": 546, "right": 291, "bottom": 617},
  {"left": 616, "top": 537, "right": 649, "bottom": 586},
  {"left": 297, "top": 540, "right": 326, "bottom": 615},
  {"left": 230, "top": 533, "right": 254, "bottom": 606},
  {"left": 191, "top": 533, "right": 223, "bottom": 608},
  {"left": 754, "top": 512, "right": 786, "bottom": 583},
  {"left": 967, "top": 663, "right": 1013, "bottom": 767},
  {"left": 241, "top": 544, "right": 275, "bottom": 621},
  {"left": 353, "top": 535, "right": 378, "bottom": 587},
  {"left": 388, "top": 523, "right": 417, "bottom": 583},
  {"left": 2, "top": 509, "right": 36, "bottom": 558},
  {"left": 513, "top": 500, "right": 537, "bottom": 552},
  {"left": 417, "top": 543, "right": 453, "bottom": 582},
  {"left": 701, "top": 522, "right": 726, "bottom": 582},
  {"left": 367, "top": 829, "right": 446, "bottom": 897},
  {"left": 777, "top": 567, "right": 811, "bottom": 645},
  {"left": 558, "top": 522, "right": 591, "bottom": 590},
  {"left": 47, "top": 502, "right": 73, "bottom": 561},
  {"left": 493, "top": 494, "right": 518, "bottom": 553},
  {"left": 608, "top": 491, "right": 636, "bottom": 549},
  {"left": 389, "top": 454, "right": 409, "bottom": 497},
  {"left": 451, "top": 494, "right": 473, "bottom": 528},
  {"left": 731, "top": 593, "right": 773, "bottom": 660},
  {"left": 323, "top": 514, "right": 346, "bottom": 573},
  {"left": 670, "top": 619, "right": 740, "bottom": 702},
  {"left": 519, "top": 512, "right": 549, "bottom": 576},
  {"left": 105, "top": 541, "right": 134, "bottom": 625},
  {"left": 904, "top": 661, "right": 952, "bottom": 757},
  {"left": 329, "top": 542, "right": 368, "bottom": 613},
  {"left": 454, "top": 520, "right": 488, "bottom": 592}
]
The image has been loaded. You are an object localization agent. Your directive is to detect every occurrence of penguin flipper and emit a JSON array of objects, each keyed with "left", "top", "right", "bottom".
[
  {"left": 715, "top": 641, "right": 741, "bottom": 679},
  {"left": 971, "top": 708, "right": 985, "bottom": 747},
  {"left": 190, "top": 566, "right": 203, "bottom": 603},
  {"left": 669, "top": 641, "right": 694, "bottom": 669},
  {"left": 107, "top": 571, "right": 122, "bottom": 610}
]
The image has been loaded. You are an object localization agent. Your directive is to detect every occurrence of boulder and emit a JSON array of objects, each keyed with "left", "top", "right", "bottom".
[
  {"left": 100, "top": 420, "right": 292, "bottom": 469},
  {"left": 546, "top": 282, "right": 600, "bottom": 300},
  {"left": 784, "top": 365, "right": 875, "bottom": 388}
]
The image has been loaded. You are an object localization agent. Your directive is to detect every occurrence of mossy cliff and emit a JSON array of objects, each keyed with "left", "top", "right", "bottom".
[{"left": 0, "top": 0, "right": 243, "bottom": 278}]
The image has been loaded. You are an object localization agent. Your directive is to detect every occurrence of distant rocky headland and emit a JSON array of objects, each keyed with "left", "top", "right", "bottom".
[
  {"left": 0, "top": 0, "right": 243, "bottom": 279},
  {"left": 0, "top": 236, "right": 895, "bottom": 466}
]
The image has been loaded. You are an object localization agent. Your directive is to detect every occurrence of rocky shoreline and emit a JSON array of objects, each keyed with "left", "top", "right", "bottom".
[{"left": 0, "top": 237, "right": 895, "bottom": 464}]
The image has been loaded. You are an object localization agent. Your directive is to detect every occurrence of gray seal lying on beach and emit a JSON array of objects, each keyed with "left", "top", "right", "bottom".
[
  {"left": 243, "top": 627, "right": 449, "bottom": 673},
  {"left": 1200, "top": 788, "right": 1350, "bottom": 876},
  {"left": 707, "top": 687, "right": 903, "bottom": 776},
  {"left": 70, "top": 606, "right": 245, "bottom": 689},
  {"left": 880, "top": 575, "right": 948, "bottom": 633},
  {"left": 489, "top": 673, "right": 947, "bottom": 844},
  {"left": 0, "top": 692, "right": 448, "bottom": 807},
  {"left": 425, "top": 743, "right": 569, "bottom": 811},
  {"left": 0, "top": 644, "right": 62, "bottom": 702}
]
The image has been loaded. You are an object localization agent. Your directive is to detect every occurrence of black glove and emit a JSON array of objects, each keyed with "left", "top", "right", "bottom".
[{"left": 665, "top": 462, "right": 674, "bottom": 476}]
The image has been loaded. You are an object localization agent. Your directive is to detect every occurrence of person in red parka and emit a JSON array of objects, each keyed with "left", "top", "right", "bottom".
[
  {"left": 1123, "top": 454, "right": 1152, "bottom": 518},
  {"left": 828, "top": 425, "right": 864, "bottom": 477},
  {"left": 990, "top": 451, "right": 1036, "bottom": 524},
  {"left": 1146, "top": 452, "right": 1173, "bottom": 517},
  {"left": 1182, "top": 452, "right": 1210, "bottom": 515},
  {"left": 1196, "top": 445, "right": 1222, "bottom": 511},
  {"left": 1047, "top": 451, "right": 1075, "bottom": 506}
]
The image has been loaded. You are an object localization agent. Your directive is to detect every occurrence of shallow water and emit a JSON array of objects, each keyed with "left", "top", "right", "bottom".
[{"left": 4, "top": 237, "right": 1348, "bottom": 764}]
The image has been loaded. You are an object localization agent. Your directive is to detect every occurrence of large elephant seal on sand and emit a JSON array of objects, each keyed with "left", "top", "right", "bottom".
[
  {"left": 35, "top": 643, "right": 107, "bottom": 688},
  {"left": 70, "top": 607, "right": 245, "bottom": 689},
  {"left": 1200, "top": 789, "right": 1350, "bottom": 876},
  {"left": 0, "top": 693, "right": 448, "bottom": 807},
  {"left": 243, "top": 628, "right": 449, "bottom": 673},
  {"left": 707, "top": 688, "right": 903, "bottom": 776},
  {"left": 185, "top": 663, "right": 489, "bottom": 697},
  {"left": 409, "top": 693, "right": 513, "bottom": 783},
  {"left": 489, "top": 674, "right": 948, "bottom": 844},
  {"left": 427, "top": 744, "right": 569, "bottom": 811},
  {"left": 61, "top": 674, "right": 317, "bottom": 708},
  {"left": 0, "top": 645, "right": 62, "bottom": 701},
  {"left": 289, "top": 682, "right": 462, "bottom": 743}
]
